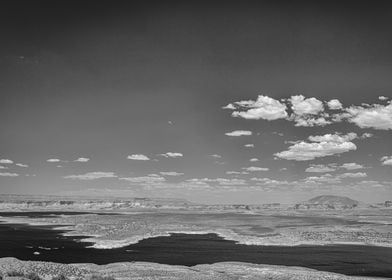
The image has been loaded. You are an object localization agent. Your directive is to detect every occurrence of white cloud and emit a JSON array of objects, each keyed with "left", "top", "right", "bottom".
[
  {"left": 381, "top": 156, "right": 392, "bottom": 166},
  {"left": 244, "top": 144, "right": 254, "bottom": 148},
  {"left": 275, "top": 133, "right": 358, "bottom": 161},
  {"left": 338, "top": 172, "right": 367, "bottom": 178},
  {"left": 47, "top": 158, "right": 61, "bottom": 163},
  {"left": 15, "top": 163, "right": 28, "bottom": 167},
  {"left": 186, "top": 178, "right": 246, "bottom": 186},
  {"left": 304, "top": 173, "right": 341, "bottom": 184},
  {"left": 64, "top": 172, "right": 117, "bottom": 180},
  {"left": 159, "top": 152, "right": 183, "bottom": 158},
  {"left": 74, "top": 157, "right": 90, "bottom": 162},
  {"left": 225, "top": 130, "right": 252, "bottom": 136},
  {"left": 0, "top": 165, "right": 8, "bottom": 169},
  {"left": 159, "top": 172, "right": 184, "bottom": 176},
  {"left": 327, "top": 99, "right": 343, "bottom": 110},
  {"left": 378, "top": 96, "right": 388, "bottom": 101},
  {"left": 210, "top": 154, "right": 222, "bottom": 158},
  {"left": 0, "top": 172, "right": 19, "bottom": 177},
  {"left": 305, "top": 164, "right": 336, "bottom": 173},
  {"left": 226, "top": 171, "right": 241, "bottom": 174},
  {"left": 290, "top": 95, "right": 324, "bottom": 115},
  {"left": 242, "top": 166, "right": 269, "bottom": 172},
  {"left": 127, "top": 154, "right": 150, "bottom": 161},
  {"left": 340, "top": 163, "right": 364, "bottom": 170},
  {"left": 120, "top": 174, "right": 166, "bottom": 183},
  {"left": 225, "top": 95, "right": 288, "bottom": 120},
  {"left": 249, "top": 158, "right": 259, "bottom": 162},
  {"left": 345, "top": 103, "right": 392, "bottom": 130},
  {"left": 0, "top": 159, "right": 13, "bottom": 164}
]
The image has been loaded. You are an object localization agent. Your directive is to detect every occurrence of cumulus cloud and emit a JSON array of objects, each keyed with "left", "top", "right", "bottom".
[
  {"left": 275, "top": 133, "right": 358, "bottom": 161},
  {"left": 47, "top": 158, "right": 61, "bottom": 163},
  {"left": 74, "top": 157, "right": 90, "bottom": 162},
  {"left": 226, "top": 171, "right": 242, "bottom": 174},
  {"left": 15, "top": 163, "right": 28, "bottom": 167},
  {"left": 340, "top": 163, "right": 364, "bottom": 170},
  {"left": 0, "top": 159, "right": 13, "bottom": 164},
  {"left": 225, "top": 130, "right": 252, "bottom": 137},
  {"left": 224, "top": 94, "right": 392, "bottom": 129},
  {"left": 244, "top": 144, "right": 254, "bottom": 148},
  {"left": 304, "top": 173, "right": 341, "bottom": 184},
  {"left": 159, "top": 171, "right": 184, "bottom": 176},
  {"left": 338, "top": 172, "right": 367, "bottom": 178},
  {"left": 305, "top": 164, "right": 337, "bottom": 173},
  {"left": 327, "top": 99, "right": 343, "bottom": 110},
  {"left": 127, "top": 154, "right": 150, "bottom": 161},
  {"left": 120, "top": 174, "right": 165, "bottom": 183},
  {"left": 381, "top": 156, "right": 392, "bottom": 166},
  {"left": 224, "top": 95, "right": 288, "bottom": 120},
  {"left": 64, "top": 172, "right": 117, "bottom": 180},
  {"left": 159, "top": 152, "right": 183, "bottom": 158},
  {"left": 186, "top": 178, "right": 247, "bottom": 186},
  {"left": 0, "top": 172, "right": 19, "bottom": 177},
  {"left": 210, "top": 154, "right": 222, "bottom": 158},
  {"left": 242, "top": 166, "right": 269, "bottom": 172},
  {"left": 345, "top": 103, "right": 392, "bottom": 130},
  {"left": 249, "top": 158, "right": 259, "bottom": 162},
  {"left": 290, "top": 95, "right": 324, "bottom": 116},
  {"left": 0, "top": 165, "right": 8, "bottom": 169}
]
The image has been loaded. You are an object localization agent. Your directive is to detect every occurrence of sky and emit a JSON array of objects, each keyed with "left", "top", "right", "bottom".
[{"left": 0, "top": 0, "right": 391, "bottom": 204}]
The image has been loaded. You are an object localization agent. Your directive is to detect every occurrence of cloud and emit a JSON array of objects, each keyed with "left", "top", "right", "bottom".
[
  {"left": 381, "top": 156, "right": 392, "bottom": 166},
  {"left": 0, "top": 165, "right": 8, "bottom": 169},
  {"left": 305, "top": 164, "right": 337, "bottom": 173},
  {"left": 47, "top": 158, "right": 61, "bottom": 163},
  {"left": 210, "top": 154, "right": 222, "bottom": 158},
  {"left": 64, "top": 172, "right": 117, "bottom": 180},
  {"left": 15, "top": 163, "right": 28, "bottom": 167},
  {"left": 345, "top": 103, "right": 392, "bottom": 130},
  {"left": 244, "top": 144, "right": 254, "bottom": 148},
  {"left": 249, "top": 158, "right": 259, "bottom": 162},
  {"left": 159, "top": 171, "right": 184, "bottom": 176},
  {"left": 159, "top": 152, "right": 183, "bottom": 158},
  {"left": 224, "top": 94, "right": 392, "bottom": 129},
  {"left": 226, "top": 171, "right": 242, "bottom": 174},
  {"left": 120, "top": 174, "right": 166, "bottom": 183},
  {"left": 0, "top": 172, "right": 19, "bottom": 177},
  {"left": 275, "top": 133, "right": 358, "bottom": 161},
  {"left": 0, "top": 159, "right": 13, "bottom": 164},
  {"left": 224, "top": 95, "right": 288, "bottom": 120},
  {"left": 74, "top": 157, "right": 90, "bottom": 162},
  {"left": 340, "top": 163, "right": 364, "bottom": 170},
  {"left": 304, "top": 173, "right": 341, "bottom": 184},
  {"left": 242, "top": 166, "right": 269, "bottom": 172},
  {"left": 225, "top": 130, "right": 252, "bottom": 136},
  {"left": 290, "top": 95, "right": 324, "bottom": 116},
  {"left": 327, "top": 99, "right": 343, "bottom": 110},
  {"left": 127, "top": 154, "right": 150, "bottom": 161},
  {"left": 186, "top": 178, "right": 247, "bottom": 186},
  {"left": 338, "top": 172, "right": 367, "bottom": 178}
]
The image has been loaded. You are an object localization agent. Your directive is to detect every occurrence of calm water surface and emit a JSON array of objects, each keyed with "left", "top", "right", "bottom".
[{"left": 0, "top": 212, "right": 391, "bottom": 278}]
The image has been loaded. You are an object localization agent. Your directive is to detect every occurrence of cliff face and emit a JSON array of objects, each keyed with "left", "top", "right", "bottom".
[
  {"left": 294, "top": 195, "right": 361, "bottom": 210},
  {"left": 0, "top": 257, "right": 378, "bottom": 280},
  {"left": 0, "top": 195, "right": 192, "bottom": 211}
]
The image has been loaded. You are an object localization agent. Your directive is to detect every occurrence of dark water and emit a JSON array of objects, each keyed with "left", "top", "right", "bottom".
[{"left": 0, "top": 213, "right": 392, "bottom": 277}]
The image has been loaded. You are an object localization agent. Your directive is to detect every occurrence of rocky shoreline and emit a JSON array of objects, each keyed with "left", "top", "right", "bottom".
[{"left": 0, "top": 257, "right": 385, "bottom": 280}]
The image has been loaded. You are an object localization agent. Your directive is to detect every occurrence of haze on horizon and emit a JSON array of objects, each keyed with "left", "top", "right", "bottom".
[{"left": 0, "top": 0, "right": 391, "bottom": 204}]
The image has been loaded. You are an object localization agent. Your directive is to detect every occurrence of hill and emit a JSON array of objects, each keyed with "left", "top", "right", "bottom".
[{"left": 295, "top": 195, "right": 361, "bottom": 210}]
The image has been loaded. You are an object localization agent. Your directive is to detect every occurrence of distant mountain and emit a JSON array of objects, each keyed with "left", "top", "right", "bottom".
[{"left": 295, "top": 195, "right": 361, "bottom": 210}]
